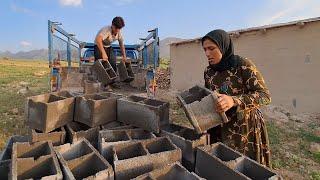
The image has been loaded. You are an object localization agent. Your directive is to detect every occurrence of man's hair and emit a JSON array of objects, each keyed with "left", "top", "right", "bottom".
[{"left": 112, "top": 16, "right": 125, "bottom": 29}]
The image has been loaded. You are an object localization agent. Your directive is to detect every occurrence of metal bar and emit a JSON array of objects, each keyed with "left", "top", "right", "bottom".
[
  {"left": 67, "top": 37, "right": 71, "bottom": 69},
  {"left": 53, "top": 24, "right": 82, "bottom": 45}
]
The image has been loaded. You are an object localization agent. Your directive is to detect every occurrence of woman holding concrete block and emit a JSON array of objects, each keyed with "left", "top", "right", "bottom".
[{"left": 202, "top": 29, "right": 272, "bottom": 167}]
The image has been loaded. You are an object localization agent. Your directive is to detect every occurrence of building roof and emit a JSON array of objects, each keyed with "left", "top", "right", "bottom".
[{"left": 170, "top": 16, "right": 320, "bottom": 46}]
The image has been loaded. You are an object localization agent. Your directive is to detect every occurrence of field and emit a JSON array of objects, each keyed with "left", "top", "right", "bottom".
[{"left": 0, "top": 59, "right": 319, "bottom": 179}]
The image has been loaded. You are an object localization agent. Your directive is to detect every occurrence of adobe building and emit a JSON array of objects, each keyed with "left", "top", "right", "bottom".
[{"left": 170, "top": 17, "right": 320, "bottom": 113}]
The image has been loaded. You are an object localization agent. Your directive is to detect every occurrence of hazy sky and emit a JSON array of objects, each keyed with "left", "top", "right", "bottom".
[{"left": 1, "top": 0, "right": 319, "bottom": 52}]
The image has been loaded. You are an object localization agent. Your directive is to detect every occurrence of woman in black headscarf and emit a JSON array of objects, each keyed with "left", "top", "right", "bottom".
[{"left": 202, "top": 29, "right": 272, "bottom": 167}]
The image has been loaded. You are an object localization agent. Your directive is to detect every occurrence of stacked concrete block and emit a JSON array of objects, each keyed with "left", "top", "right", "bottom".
[
  {"left": 118, "top": 61, "right": 135, "bottom": 82},
  {"left": 160, "top": 124, "right": 210, "bottom": 171},
  {"left": 112, "top": 137, "right": 182, "bottom": 180},
  {"left": 117, "top": 95, "right": 169, "bottom": 133},
  {"left": 0, "top": 135, "right": 29, "bottom": 161},
  {"left": 11, "top": 141, "right": 62, "bottom": 180},
  {"left": 65, "top": 121, "right": 100, "bottom": 148},
  {"left": 74, "top": 92, "right": 122, "bottom": 127},
  {"left": 99, "top": 128, "right": 156, "bottom": 162},
  {"left": 54, "top": 139, "right": 114, "bottom": 179},
  {"left": 79, "top": 64, "right": 92, "bottom": 74},
  {"left": 177, "top": 85, "right": 228, "bottom": 134},
  {"left": 133, "top": 162, "right": 204, "bottom": 180},
  {"left": 92, "top": 59, "right": 117, "bottom": 85},
  {"left": 195, "top": 143, "right": 282, "bottom": 180},
  {"left": 130, "top": 68, "right": 147, "bottom": 90},
  {"left": 100, "top": 121, "right": 135, "bottom": 130},
  {"left": 26, "top": 93, "right": 75, "bottom": 133},
  {"left": 83, "top": 80, "right": 101, "bottom": 94},
  {"left": 30, "top": 127, "right": 66, "bottom": 146}
]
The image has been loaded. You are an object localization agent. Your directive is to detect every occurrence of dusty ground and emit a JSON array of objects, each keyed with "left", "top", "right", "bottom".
[{"left": 0, "top": 59, "right": 319, "bottom": 179}]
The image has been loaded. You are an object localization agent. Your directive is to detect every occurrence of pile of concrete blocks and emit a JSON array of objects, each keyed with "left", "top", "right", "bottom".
[
  {"left": 133, "top": 162, "right": 204, "bottom": 180},
  {"left": 160, "top": 124, "right": 210, "bottom": 171},
  {"left": 117, "top": 95, "right": 170, "bottom": 133},
  {"left": 118, "top": 61, "right": 135, "bottom": 82},
  {"left": 195, "top": 142, "right": 283, "bottom": 180},
  {"left": 0, "top": 85, "right": 284, "bottom": 179},
  {"left": 11, "top": 141, "right": 63, "bottom": 179},
  {"left": 112, "top": 137, "right": 182, "bottom": 180},
  {"left": 92, "top": 59, "right": 117, "bottom": 85},
  {"left": 74, "top": 92, "right": 123, "bottom": 127},
  {"left": 54, "top": 138, "right": 114, "bottom": 179},
  {"left": 177, "top": 85, "right": 228, "bottom": 134}
]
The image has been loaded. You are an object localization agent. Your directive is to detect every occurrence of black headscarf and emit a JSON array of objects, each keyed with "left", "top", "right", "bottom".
[{"left": 202, "top": 29, "right": 241, "bottom": 72}]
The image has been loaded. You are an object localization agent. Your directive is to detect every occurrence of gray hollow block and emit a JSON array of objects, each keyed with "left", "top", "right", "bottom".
[
  {"left": 100, "top": 121, "right": 135, "bottom": 130},
  {"left": 84, "top": 80, "right": 101, "bottom": 94},
  {"left": 92, "top": 60, "right": 117, "bottom": 85},
  {"left": 0, "top": 160, "right": 10, "bottom": 180},
  {"left": 11, "top": 141, "right": 62, "bottom": 180},
  {"left": 74, "top": 92, "right": 123, "bottom": 127},
  {"left": 65, "top": 122, "right": 100, "bottom": 148},
  {"left": 112, "top": 137, "right": 182, "bottom": 180},
  {"left": 79, "top": 64, "right": 92, "bottom": 74},
  {"left": 118, "top": 61, "right": 135, "bottom": 82},
  {"left": 98, "top": 129, "right": 156, "bottom": 162},
  {"left": 195, "top": 143, "right": 282, "bottom": 180},
  {"left": 160, "top": 124, "right": 210, "bottom": 171},
  {"left": 26, "top": 93, "right": 75, "bottom": 133},
  {"left": 54, "top": 138, "right": 114, "bottom": 180},
  {"left": 133, "top": 162, "right": 205, "bottom": 180},
  {"left": 177, "top": 85, "right": 228, "bottom": 134},
  {"left": 0, "top": 135, "right": 29, "bottom": 161},
  {"left": 117, "top": 95, "right": 170, "bottom": 133},
  {"left": 130, "top": 69, "right": 147, "bottom": 90},
  {"left": 30, "top": 127, "right": 66, "bottom": 146}
]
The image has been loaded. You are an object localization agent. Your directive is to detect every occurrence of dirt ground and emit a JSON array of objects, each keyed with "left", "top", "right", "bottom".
[{"left": 0, "top": 59, "right": 319, "bottom": 179}]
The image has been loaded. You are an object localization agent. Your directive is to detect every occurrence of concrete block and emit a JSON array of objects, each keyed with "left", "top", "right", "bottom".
[
  {"left": 133, "top": 162, "right": 204, "bottom": 180},
  {"left": 160, "top": 124, "right": 210, "bottom": 171},
  {"left": 92, "top": 60, "right": 117, "bottom": 85},
  {"left": 30, "top": 127, "right": 66, "bottom": 146},
  {"left": 65, "top": 121, "right": 100, "bottom": 148},
  {"left": 100, "top": 121, "right": 135, "bottom": 130},
  {"left": 112, "top": 137, "right": 182, "bottom": 180},
  {"left": 177, "top": 85, "right": 227, "bottom": 134},
  {"left": 54, "top": 139, "right": 114, "bottom": 180},
  {"left": 74, "top": 92, "right": 122, "bottom": 127},
  {"left": 79, "top": 64, "right": 92, "bottom": 74},
  {"left": 117, "top": 95, "right": 169, "bottom": 133},
  {"left": 11, "top": 141, "right": 62, "bottom": 180},
  {"left": 118, "top": 61, "right": 134, "bottom": 82},
  {"left": 84, "top": 80, "right": 101, "bottom": 94},
  {"left": 0, "top": 135, "right": 29, "bottom": 161},
  {"left": 99, "top": 129, "right": 156, "bottom": 162},
  {"left": 26, "top": 93, "right": 75, "bottom": 133},
  {"left": 130, "top": 68, "right": 147, "bottom": 90},
  {"left": 195, "top": 143, "right": 282, "bottom": 180},
  {"left": 0, "top": 160, "right": 10, "bottom": 180}
]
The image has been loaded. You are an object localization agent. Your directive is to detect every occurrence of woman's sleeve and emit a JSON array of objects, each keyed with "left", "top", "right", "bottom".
[
  {"left": 232, "top": 60, "right": 271, "bottom": 110},
  {"left": 204, "top": 68, "right": 210, "bottom": 89}
]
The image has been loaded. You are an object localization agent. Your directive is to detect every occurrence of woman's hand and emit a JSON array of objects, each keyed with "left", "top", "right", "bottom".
[{"left": 216, "top": 93, "right": 235, "bottom": 113}]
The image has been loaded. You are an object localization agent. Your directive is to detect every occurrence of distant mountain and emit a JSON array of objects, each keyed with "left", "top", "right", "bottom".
[
  {"left": 159, "top": 37, "right": 184, "bottom": 59},
  {"left": 0, "top": 49, "right": 48, "bottom": 60}
]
